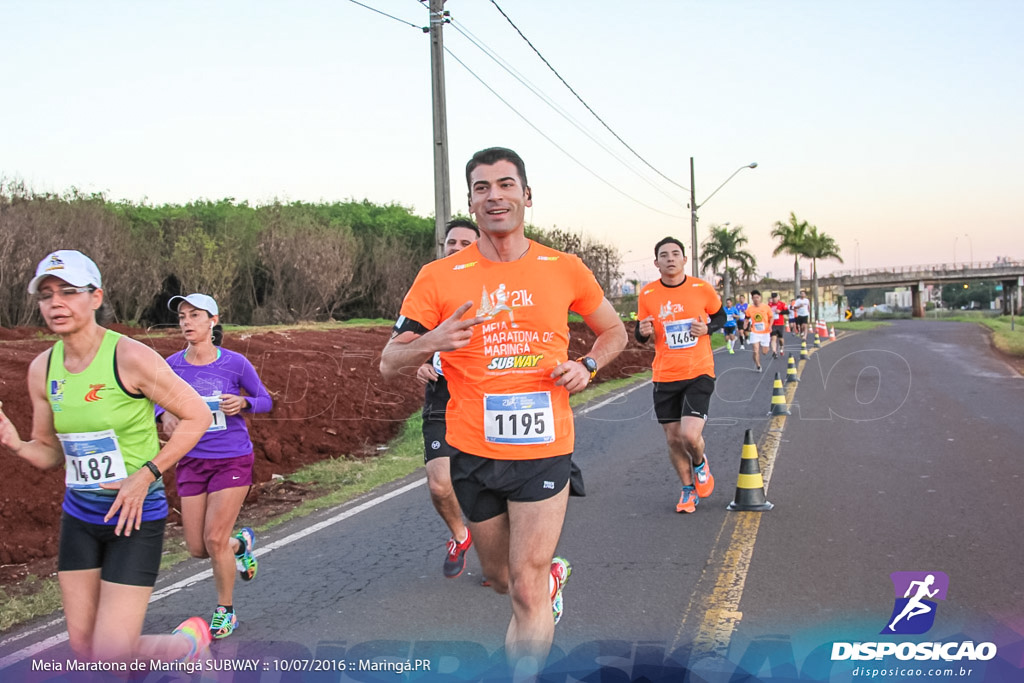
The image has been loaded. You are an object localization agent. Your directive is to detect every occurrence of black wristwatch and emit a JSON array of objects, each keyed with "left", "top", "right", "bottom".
[{"left": 576, "top": 356, "right": 598, "bottom": 381}]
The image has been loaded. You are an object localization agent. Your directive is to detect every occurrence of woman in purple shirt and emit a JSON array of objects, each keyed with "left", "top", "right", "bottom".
[{"left": 159, "top": 293, "right": 273, "bottom": 640}]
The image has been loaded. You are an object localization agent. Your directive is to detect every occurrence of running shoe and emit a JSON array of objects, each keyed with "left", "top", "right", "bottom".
[
  {"left": 676, "top": 486, "right": 699, "bottom": 513},
  {"left": 233, "top": 527, "right": 258, "bottom": 581},
  {"left": 550, "top": 557, "right": 572, "bottom": 625},
  {"left": 173, "top": 616, "right": 212, "bottom": 663},
  {"left": 209, "top": 606, "right": 238, "bottom": 639},
  {"left": 693, "top": 456, "right": 714, "bottom": 498},
  {"left": 727, "top": 347, "right": 734, "bottom": 355},
  {"left": 443, "top": 528, "right": 473, "bottom": 578},
  {"left": 480, "top": 577, "right": 491, "bottom": 588}
]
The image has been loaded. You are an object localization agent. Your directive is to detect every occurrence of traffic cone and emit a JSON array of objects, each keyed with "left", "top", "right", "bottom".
[
  {"left": 829, "top": 326, "right": 836, "bottom": 341},
  {"left": 768, "top": 373, "right": 791, "bottom": 416},
  {"left": 800, "top": 340, "right": 809, "bottom": 361},
  {"left": 785, "top": 354, "right": 800, "bottom": 384},
  {"left": 814, "top": 333, "right": 822, "bottom": 349},
  {"left": 727, "top": 429, "right": 774, "bottom": 512}
]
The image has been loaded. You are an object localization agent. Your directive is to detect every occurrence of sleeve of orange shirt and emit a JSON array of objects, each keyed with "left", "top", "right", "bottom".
[
  {"left": 397, "top": 265, "right": 443, "bottom": 332},
  {"left": 568, "top": 255, "right": 606, "bottom": 317}
]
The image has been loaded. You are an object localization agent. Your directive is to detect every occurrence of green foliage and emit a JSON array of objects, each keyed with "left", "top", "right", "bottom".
[{"left": 699, "top": 224, "right": 757, "bottom": 300}]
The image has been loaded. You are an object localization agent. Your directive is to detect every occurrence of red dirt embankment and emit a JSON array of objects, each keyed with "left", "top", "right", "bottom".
[{"left": 0, "top": 322, "right": 652, "bottom": 582}]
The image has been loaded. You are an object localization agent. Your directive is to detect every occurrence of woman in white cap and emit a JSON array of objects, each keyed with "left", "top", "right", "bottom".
[
  {"left": 0, "top": 250, "right": 215, "bottom": 663},
  {"left": 161, "top": 293, "right": 272, "bottom": 640}
]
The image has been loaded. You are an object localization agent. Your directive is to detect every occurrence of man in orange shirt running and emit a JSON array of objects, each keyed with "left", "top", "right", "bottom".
[
  {"left": 635, "top": 237, "right": 726, "bottom": 514},
  {"left": 380, "top": 147, "right": 626, "bottom": 676},
  {"left": 744, "top": 290, "right": 773, "bottom": 372}
]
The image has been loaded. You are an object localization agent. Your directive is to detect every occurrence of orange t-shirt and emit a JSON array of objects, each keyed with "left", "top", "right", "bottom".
[
  {"left": 398, "top": 241, "right": 605, "bottom": 460},
  {"left": 636, "top": 276, "right": 721, "bottom": 381},
  {"left": 745, "top": 303, "right": 772, "bottom": 334}
]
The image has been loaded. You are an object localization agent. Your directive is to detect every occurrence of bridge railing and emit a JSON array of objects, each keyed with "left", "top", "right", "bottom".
[{"left": 829, "top": 260, "right": 1024, "bottom": 279}]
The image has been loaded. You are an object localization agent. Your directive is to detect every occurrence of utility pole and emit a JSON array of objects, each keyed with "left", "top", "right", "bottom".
[
  {"left": 428, "top": 0, "right": 451, "bottom": 258},
  {"left": 689, "top": 157, "right": 698, "bottom": 277}
]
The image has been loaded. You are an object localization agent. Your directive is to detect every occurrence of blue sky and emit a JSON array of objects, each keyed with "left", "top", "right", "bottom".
[{"left": 2, "top": 1, "right": 1020, "bottom": 283}]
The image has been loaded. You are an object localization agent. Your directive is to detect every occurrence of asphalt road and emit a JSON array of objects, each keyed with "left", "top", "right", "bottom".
[{"left": 1, "top": 321, "right": 1021, "bottom": 682}]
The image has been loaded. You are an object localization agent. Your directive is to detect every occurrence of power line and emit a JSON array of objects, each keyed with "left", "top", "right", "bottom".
[
  {"left": 449, "top": 19, "right": 687, "bottom": 210},
  {"left": 444, "top": 47, "right": 685, "bottom": 220},
  {"left": 488, "top": 0, "right": 689, "bottom": 193},
  {"left": 348, "top": 0, "right": 423, "bottom": 31}
]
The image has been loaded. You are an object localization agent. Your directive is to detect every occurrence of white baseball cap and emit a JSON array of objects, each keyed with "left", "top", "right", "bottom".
[
  {"left": 168, "top": 293, "right": 219, "bottom": 316},
  {"left": 28, "top": 250, "right": 103, "bottom": 294}
]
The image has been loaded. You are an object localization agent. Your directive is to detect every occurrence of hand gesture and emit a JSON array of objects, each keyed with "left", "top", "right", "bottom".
[
  {"left": 218, "top": 394, "right": 247, "bottom": 416},
  {"left": 551, "top": 360, "right": 591, "bottom": 395},
  {"left": 638, "top": 316, "right": 655, "bottom": 339}
]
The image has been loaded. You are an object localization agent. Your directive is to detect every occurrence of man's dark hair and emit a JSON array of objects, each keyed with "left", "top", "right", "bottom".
[
  {"left": 465, "top": 147, "right": 528, "bottom": 190},
  {"left": 751, "top": 289, "right": 762, "bottom": 297},
  {"left": 445, "top": 218, "right": 479, "bottom": 237},
  {"left": 654, "top": 236, "right": 686, "bottom": 258}
]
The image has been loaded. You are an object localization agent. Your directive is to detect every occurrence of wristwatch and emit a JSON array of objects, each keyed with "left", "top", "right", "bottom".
[{"left": 576, "top": 356, "right": 598, "bottom": 381}]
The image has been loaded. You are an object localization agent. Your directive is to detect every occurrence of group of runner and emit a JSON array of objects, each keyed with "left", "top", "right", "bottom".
[
  {"left": 0, "top": 252, "right": 271, "bottom": 664},
  {"left": 0, "top": 145, "right": 810, "bottom": 677}
]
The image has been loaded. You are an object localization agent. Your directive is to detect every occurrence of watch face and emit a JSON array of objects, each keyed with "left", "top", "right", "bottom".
[{"left": 583, "top": 357, "right": 598, "bottom": 373}]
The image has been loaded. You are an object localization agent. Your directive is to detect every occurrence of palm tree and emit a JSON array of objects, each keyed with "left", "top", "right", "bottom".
[
  {"left": 771, "top": 212, "right": 809, "bottom": 295},
  {"left": 802, "top": 225, "right": 844, "bottom": 320},
  {"left": 699, "top": 224, "right": 757, "bottom": 302}
]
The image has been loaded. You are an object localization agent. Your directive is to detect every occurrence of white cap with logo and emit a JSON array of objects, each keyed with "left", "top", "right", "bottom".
[
  {"left": 168, "top": 293, "right": 219, "bottom": 316},
  {"left": 28, "top": 250, "right": 103, "bottom": 294}
]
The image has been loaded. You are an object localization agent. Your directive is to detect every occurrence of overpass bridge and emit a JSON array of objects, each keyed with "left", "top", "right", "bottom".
[{"left": 814, "top": 260, "right": 1024, "bottom": 317}]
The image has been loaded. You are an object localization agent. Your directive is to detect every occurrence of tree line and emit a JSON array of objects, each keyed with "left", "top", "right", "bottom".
[
  {"left": 0, "top": 181, "right": 622, "bottom": 328},
  {"left": 699, "top": 211, "right": 843, "bottom": 319}
]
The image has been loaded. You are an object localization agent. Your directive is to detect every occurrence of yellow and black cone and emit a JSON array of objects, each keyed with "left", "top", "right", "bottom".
[
  {"left": 785, "top": 354, "right": 800, "bottom": 384},
  {"left": 768, "top": 373, "right": 791, "bottom": 416},
  {"left": 814, "top": 333, "right": 822, "bottom": 349},
  {"left": 727, "top": 429, "right": 774, "bottom": 512},
  {"left": 800, "top": 340, "right": 809, "bottom": 361}
]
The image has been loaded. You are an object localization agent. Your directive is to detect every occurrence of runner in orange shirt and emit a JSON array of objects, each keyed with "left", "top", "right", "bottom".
[
  {"left": 380, "top": 147, "right": 626, "bottom": 676},
  {"left": 744, "top": 290, "right": 773, "bottom": 372},
  {"left": 636, "top": 237, "right": 726, "bottom": 513}
]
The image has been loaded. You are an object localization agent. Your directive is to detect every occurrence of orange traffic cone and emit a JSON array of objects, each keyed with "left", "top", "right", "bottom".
[
  {"left": 768, "top": 373, "right": 791, "bottom": 416},
  {"left": 727, "top": 429, "right": 774, "bottom": 512},
  {"left": 829, "top": 326, "right": 836, "bottom": 341}
]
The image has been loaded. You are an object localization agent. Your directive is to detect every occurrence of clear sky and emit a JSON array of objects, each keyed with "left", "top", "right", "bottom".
[{"left": 2, "top": 1, "right": 1021, "bottom": 284}]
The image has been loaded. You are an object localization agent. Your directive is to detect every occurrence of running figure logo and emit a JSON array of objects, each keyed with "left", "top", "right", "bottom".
[
  {"left": 478, "top": 284, "right": 518, "bottom": 327},
  {"left": 881, "top": 571, "right": 949, "bottom": 635}
]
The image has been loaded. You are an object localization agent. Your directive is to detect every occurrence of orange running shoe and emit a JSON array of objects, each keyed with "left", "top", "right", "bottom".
[
  {"left": 676, "top": 486, "right": 698, "bottom": 513},
  {"left": 693, "top": 455, "right": 715, "bottom": 499}
]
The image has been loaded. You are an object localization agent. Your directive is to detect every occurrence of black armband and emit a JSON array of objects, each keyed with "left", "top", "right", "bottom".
[
  {"left": 391, "top": 315, "right": 429, "bottom": 339},
  {"left": 706, "top": 306, "right": 727, "bottom": 334},
  {"left": 634, "top": 321, "right": 650, "bottom": 343}
]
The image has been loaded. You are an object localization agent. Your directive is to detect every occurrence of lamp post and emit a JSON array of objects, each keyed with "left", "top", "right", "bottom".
[
  {"left": 854, "top": 239, "right": 860, "bottom": 274},
  {"left": 963, "top": 233, "right": 973, "bottom": 268},
  {"left": 689, "top": 158, "right": 758, "bottom": 277},
  {"left": 953, "top": 236, "right": 958, "bottom": 268}
]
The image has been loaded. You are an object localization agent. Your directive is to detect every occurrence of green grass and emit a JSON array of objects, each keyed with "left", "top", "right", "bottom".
[
  {"left": 0, "top": 575, "right": 63, "bottom": 632},
  {"left": 831, "top": 320, "right": 891, "bottom": 331},
  {"left": 0, "top": 371, "right": 653, "bottom": 632},
  {"left": 921, "top": 315, "right": 1024, "bottom": 356}
]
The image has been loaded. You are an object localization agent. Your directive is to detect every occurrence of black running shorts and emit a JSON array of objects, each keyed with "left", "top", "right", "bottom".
[
  {"left": 450, "top": 451, "right": 571, "bottom": 523},
  {"left": 58, "top": 512, "right": 166, "bottom": 587},
  {"left": 770, "top": 326, "right": 786, "bottom": 338},
  {"left": 422, "top": 418, "right": 457, "bottom": 463},
  {"left": 795, "top": 315, "right": 809, "bottom": 326},
  {"left": 653, "top": 375, "right": 715, "bottom": 424}
]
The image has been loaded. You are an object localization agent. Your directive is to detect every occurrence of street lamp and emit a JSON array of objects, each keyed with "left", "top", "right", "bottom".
[
  {"left": 963, "top": 233, "right": 973, "bottom": 268},
  {"left": 854, "top": 239, "right": 860, "bottom": 274},
  {"left": 689, "top": 158, "right": 758, "bottom": 277}
]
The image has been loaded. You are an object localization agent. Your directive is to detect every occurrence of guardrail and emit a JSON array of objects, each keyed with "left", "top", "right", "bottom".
[{"left": 829, "top": 260, "right": 1024, "bottom": 278}]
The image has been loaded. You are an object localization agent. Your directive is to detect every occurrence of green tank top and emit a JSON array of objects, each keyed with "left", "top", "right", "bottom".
[{"left": 48, "top": 329, "right": 160, "bottom": 476}]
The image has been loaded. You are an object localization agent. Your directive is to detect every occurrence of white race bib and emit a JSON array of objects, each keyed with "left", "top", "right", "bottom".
[
  {"left": 484, "top": 391, "right": 555, "bottom": 445},
  {"left": 60, "top": 429, "right": 129, "bottom": 489},
  {"left": 432, "top": 352, "right": 444, "bottom": 377},
  {"left": 206, "top": 395, "right": 227, "bottom": 432},
  {"left": 665, "top": 319, "right": 698, "bottom": 349}
]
